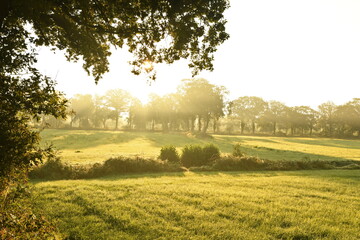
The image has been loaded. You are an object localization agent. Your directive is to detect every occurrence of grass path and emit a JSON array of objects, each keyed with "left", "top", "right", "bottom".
[
  {"left": 40, "top": 129, "right": 360, "bottom": 164},
  {"left": 32, "top": 170, "right": 360, "bottom": 240}
]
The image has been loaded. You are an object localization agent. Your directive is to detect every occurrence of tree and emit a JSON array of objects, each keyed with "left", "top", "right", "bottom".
[
  {"left": 346, "top": 98, "right": 360, "bottom": 136},
  {"left": 92, "top": 95, "right": 113, "bottom": 129},
  {"left": 70, "top": 94, "right": 95, "bottom": 128},
  {"left": 177, "top": 78, "right": 227, "bottom": 133},
  {"left": 260, "top": 101, "right": 287, "bottom": 135},
  {"left": 0, "top": 75, "right": 67, "bottom": 187},
  {"left": 318, "top": 102, "right": 337, "bottom": 136},
  {"left": 231, "top": 96, "right": 267, "bottom": 134},
  {"left": 128, "top": 98, "right": 147, "bottom": 130},
  {"left": 1, "top": 0, "right": 229, "bottom": 82},
  {"left": 295, "top": 106, "right": 318, "bottom": 136},
  {"left": 334, "top": 99, "right": 360, "bottom": 137},
  {"left": 104, "top": 89, "right": 132, "bottom": 130},
  {"left": 147, "top": 94, "right": 179, "bottom": 131},
  {"left": 0, "top": 32, "right": 67, "bottom": 185}
]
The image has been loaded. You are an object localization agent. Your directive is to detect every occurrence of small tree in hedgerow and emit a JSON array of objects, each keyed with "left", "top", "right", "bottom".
[
  {"left": 159, "top": 146, "right": 180, "bottom": 163},
  {"left": 181, "top": 144, "right": 220, "bottom": 167}
]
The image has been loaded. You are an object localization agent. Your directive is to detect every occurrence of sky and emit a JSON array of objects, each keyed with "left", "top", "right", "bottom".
[{"left": 36, "top": 0, "right": 360, "bottom": 108}]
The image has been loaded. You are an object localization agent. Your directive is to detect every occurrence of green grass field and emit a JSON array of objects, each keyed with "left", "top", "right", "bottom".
[
  {"left": 40, "top": 129, "right": 360, "bottom": 164},
  {"left": 32, "top": 170, "right": 360, "bottom": 240}
]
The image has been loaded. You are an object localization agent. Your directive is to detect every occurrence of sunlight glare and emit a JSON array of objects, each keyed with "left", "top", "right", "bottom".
[{"left": 143, "top": 60, "right": 153, "bottom": 71}]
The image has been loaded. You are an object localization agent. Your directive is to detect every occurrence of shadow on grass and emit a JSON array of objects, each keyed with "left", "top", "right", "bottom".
[
  {"left": 30, "top": 172, "right": 188, "bottom": 185},
  {"left": 282, "top": 138, "right": 360, "bottom": 150},
  {"left": 214, "top": 135, "right": 278, "bottom": 143},
  {"left": 41, "top": 129, "right": 139, "bottom": 150},
  {"left": 284, "top": 169, "right": 360, "bottom": 183},
  {"left": 190, "top": 169, "right": 360, "bottom": 185},
  {"left": 67, "top": 194, "right": 148, "bottom": 238},
  {"left": 96, "top": 171, "right": 187, "bottom": 181},
  {"left": 246, "top": 146, "right": 354, "bottom": 161},
  {"left": 214, "top": 137, "right": 356, "bottom": 162}
]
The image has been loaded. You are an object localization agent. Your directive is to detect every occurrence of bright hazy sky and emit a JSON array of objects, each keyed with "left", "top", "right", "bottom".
[{"left": 36, "top": 0, "right": 360, "bottom": 108}]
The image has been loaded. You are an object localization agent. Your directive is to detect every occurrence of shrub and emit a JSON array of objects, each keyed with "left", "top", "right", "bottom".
[
  {"left": 1, "top": 172, "right": 60, "bottom": 239},
  {"left": 29, "top": 157, "right": 77, "bottom": 180},
  {"left": 92, "top": 156, "right": 184, "bottom": 176},
  {"left": 102, "top": 156, "right": 165, "bottom": 174},
  {"left": 232, "top": 143, "right": 244, "bottom": 157},
  {"left": 29, "top": 156, "right": 185, "bottom": 180},
  {"left": 202, "top": 144, "right": 221, "bottom": 162},
  {"left": 213, "top": 156, "right": 266, "bottom": 171},
  {"left": 181, "top": 145, "right": 204, "bottom": 167},
  {"left": 181, "top": 144, "right": 220, "bottom": 167},
  {"left": 159, "top": 145, "right": 180, "bottom": 163}
]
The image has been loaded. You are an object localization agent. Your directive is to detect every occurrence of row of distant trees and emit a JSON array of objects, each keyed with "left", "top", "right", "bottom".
[
  {"left": 228, "top": 97, "right": 360, "bottom": 137},
  {"left": 38, "top": 79, "right": 360, "bottom": 138}
]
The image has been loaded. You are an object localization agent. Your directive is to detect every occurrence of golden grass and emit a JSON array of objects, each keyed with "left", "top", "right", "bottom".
[
  {"left": 32, "top": 170, "right": 360, "bottom": 240},
  {"left": 40, "top": 129, "right": 360, "bottom": 164}
]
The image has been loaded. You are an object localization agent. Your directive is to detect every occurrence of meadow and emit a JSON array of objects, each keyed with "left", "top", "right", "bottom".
[
  {"left": 40, "top": 129, "right": 360, "bottom": 164},
  {"left": 33, "top": 130, "right": 360, "bottom": 239},
  {"left": 32, "top": 170, "right": 360, "bottom": 240}
]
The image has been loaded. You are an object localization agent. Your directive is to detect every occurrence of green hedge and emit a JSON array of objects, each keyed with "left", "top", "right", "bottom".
[
  {"left": 29, "top": 144, "right": 360, "bottom": 180},
  {"left": 181, "top": 144, "right": 220, "bottom": 167}
]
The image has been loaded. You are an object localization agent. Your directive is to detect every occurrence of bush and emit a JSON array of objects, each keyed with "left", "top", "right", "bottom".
[
  {"left": 265, "top": 160, "right": 335, "bottom": 171},
  {"left": 29, "top": 156, "right": 185, "bottom": 180},
  {"left": 181, "top": 145, "right": 204, "bottom": 167},
  {"left": 202, "top": 144, "right": 221, "bottom": 162},
  {"left": 1, "top": 171, "right": 60, "bottom": 239},
  {"left": 102, "top": 156, "right": 168, "bottom": 174},
  {"left": 232, "top": 143, "right": 244, "bottom": 157},
  {"left": 159, "top": 145, "right": 180, "bottom": 163},
  {"left": 213, "top": 156, "right": 266, "bottom": 171},
  {"left": 181, "top": 144, "right": 220, "bottom": 167},
  {"left": 29, "top": 157, "right": 76, "bottom": 180}
]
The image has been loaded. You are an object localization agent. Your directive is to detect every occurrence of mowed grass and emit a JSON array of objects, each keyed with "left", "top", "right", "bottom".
[
  {"left": 40, "top": 129, "right": 360, "bottom": 164},
  {"left": 32, "top": 170, "right": 360, "bottom": 240}
]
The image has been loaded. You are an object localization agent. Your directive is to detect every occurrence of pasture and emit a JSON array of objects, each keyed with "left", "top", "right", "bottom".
[
  {"left": 40, "top": 129, "right": 360, "bottom": 164},
  {"left": 32, "top": 170, "right": 360, "bottom": 240}
]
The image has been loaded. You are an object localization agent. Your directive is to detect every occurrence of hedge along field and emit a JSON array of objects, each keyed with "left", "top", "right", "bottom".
[
  {"left": 40, "top": 129, "right": 360, "bottom": 164},
  {"left": 32, "top": 170, "right": 360, "bottom": 240}
]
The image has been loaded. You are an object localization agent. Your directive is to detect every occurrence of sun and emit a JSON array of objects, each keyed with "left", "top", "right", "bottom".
[{"left": 143, "top": 60, "right": 153, "bottom": 71}]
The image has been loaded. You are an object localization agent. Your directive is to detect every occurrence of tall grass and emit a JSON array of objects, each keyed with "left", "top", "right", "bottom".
[{"left": 32, "top": 170, "right": 360, "bottom": 240}]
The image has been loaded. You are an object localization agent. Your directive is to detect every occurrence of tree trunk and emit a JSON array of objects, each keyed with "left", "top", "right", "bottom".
[
  {"left": 190, "top": 117, "right": 195, "bottom": 132},
  {"left": 198, "top": 116, "right": 202, "bottom": 132},
  {"left": 184, "top": 118, "right": 190, "bottom": 131},
  {"left": 240, "top": 121, "right": 245, "bottom": 135},
  {"left": 162, "top": 121, "right": 168, "bottom": 132},
  {"left": 202, "top": 117, "right": 210, "bottom": 133},
  {"left": 329, "top": 122, "right": 333, "bottom": 136},
  {"left": 273, "top": 121, "right": 276, "bottom": 135},
  {"left": 252, "top": 121, "right": 256, "bottom": 134},
  {"left": 115, "top": 115, "right": 119, "bottom": 130},
  {"left": 128, "top": 116, "right": 132, "bottom": 129},
  {"left": 213, "top": 118, "right": 217, "bottom": 133}
]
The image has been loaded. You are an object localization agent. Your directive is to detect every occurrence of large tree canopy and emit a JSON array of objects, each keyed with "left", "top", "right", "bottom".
[{"left": 1, "top": 0, "right": 230, "bottom": 81}]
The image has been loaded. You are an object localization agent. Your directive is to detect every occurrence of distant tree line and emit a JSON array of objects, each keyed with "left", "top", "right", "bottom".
[
  {"left": 228, "top": 97, "right": 360, "bottom": 137},
  {"left": 38, "top": 79, "right": 360, "bottom": 138}
]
